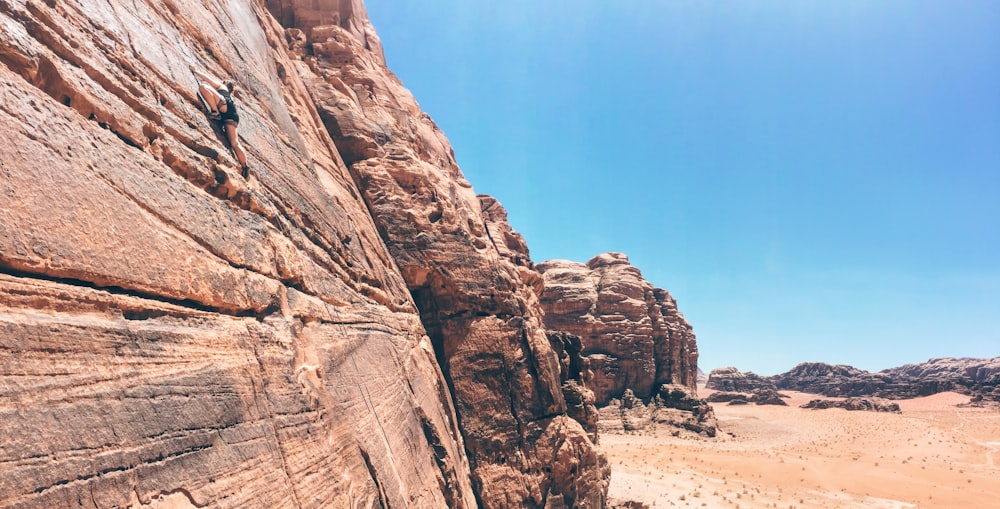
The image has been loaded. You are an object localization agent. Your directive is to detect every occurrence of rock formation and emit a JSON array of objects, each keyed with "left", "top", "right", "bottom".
[
  {"left": 772, "top": 359, "right": 1000, "bottom": 401},
  {"left": 711, "top": 359, "right": 1000, "bottom": 404},
  {"left": 0, "top": 0, "right": 478, "bottom": 506},
  {"left": 598, "top": 386, "right": 717, "bottom": 437},
  {"left": 538, "top": 253, "right": 699, "bottom": 405},
  {"left": 0, "top": 0, "right": 609, "bottom": 507},
  {"left": 771, "top": 362, "right": 891, "bottom": 397},
  {"left": 537, "top": 254, "right": 711, "bottom": 437},
  {"left": 801, "top": 398, "right": 901, "bottom": 413},
  {"left": 705, "top": 367, "right": 777, "bottom": 393},
  {"left": 273, "top": 2, "right": 609, "bottom": 507},
  {"left": 707, "top": 389, "right": 788, "bottom": 406}
]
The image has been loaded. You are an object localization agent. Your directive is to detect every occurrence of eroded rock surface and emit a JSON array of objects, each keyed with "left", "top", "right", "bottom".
[
  {"left": 274, "top": 3, "right": 610, "bottom": 506},
  {"left": 706, "top": 389, "right": 789, "bottom": 406},
  {"left": 598, "top": 386, "right": 717, "bottom": 437},
  {"left": 706, "top": 367, "right": 778, "bottom": 393},
  {"left": 0, "top": 0, "right": 502, "bottom": 507},
  {"left": 538, "top": 253, "right": 699, "bottom": 405}
]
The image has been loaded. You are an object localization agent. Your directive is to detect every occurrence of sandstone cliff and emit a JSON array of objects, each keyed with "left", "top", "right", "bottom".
[
  {"left": 277, "top": 2, "right": 609, "bottom": 505},
  {"left": 538, "top": 253, "right": 699, "bottom": 405},
  {"left": 538, "top": 254, "right": 714, "bottom": 437},
  {"left": 0, "top": 0, "right": 608, "bottom": 507}
]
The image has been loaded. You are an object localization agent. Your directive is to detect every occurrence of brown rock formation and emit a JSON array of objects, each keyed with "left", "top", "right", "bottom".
[
  {"left": 1, "top": 0, "right": 480, "bottom": 506},
  {"left": 882, "top": 357, "right": 1000, "bottom": 402},
  {"left": 706, "top": 389, "right": 789, "bottom": 406},
  {"left": 801, "top": 398, "right": 901, "bottom": 413},
  {"left": 706, "top": 367, "right": 778, "bottom": 393},
  {"left": 538, "top": 253, "right": 699, "bottom": 405},
  {"left": 1, "top": 0, "right": 614, "bottom": 506},
  {"left": 771, "top": 360, "right": 1000, "bottom": 401},
  {"left": 598, "top": 386, "right": 716, "bottom": 437},
  {"left": 273, "top": 3, "right": 609, "bottom": 507}
]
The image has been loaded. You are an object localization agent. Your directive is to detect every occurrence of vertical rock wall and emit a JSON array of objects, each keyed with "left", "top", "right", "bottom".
[
  {"left": 271, "top": 2, "right": 610, "bottom": 506},
  {"left": 0, "top": 0, "right": 475, "bottom": 507},
  {"left": 538, "top": 253, "right": 699, "bottom": 406}
]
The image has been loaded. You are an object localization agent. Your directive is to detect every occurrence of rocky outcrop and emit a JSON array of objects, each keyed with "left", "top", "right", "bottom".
[
  {"left": 707, "top": 389, "right": 788, "bottom": 406},
  {"left": 706, "top": 367, "right": 777, "bottom": 393},
  {"left": 538, "top": 253, "right": 699, "bottom": 405},
  {"left": 0, "top": 0, "right": 479, "bottom": 506},
  {"left": 278, "top": 4, "right": 609, "bottom": 507},
  {"left": 1, "top": 0, "right": 612, "bottom": 507},
  {"left": 801, "top": 398, "right": 901, "bottom": 413},
  {"left": 547, "top": 330, "right": 601, "bottom": 442},
  {"left": 706, "top": 392, "right": 751, "bottom": 405},
  {"left": 752, "top": 388, "right": 790, "bottom": 406},
  {"left": 884, "top": 357, "right": 1000, "bottom": 381},
  {"left": 598, "top": 386, "right": 717, "bottom": 437},
  {"left": 882, "top": 357, "right": 1000, "bottom": 401},
  {"left": 772, "top": 359, "right": 1000, "bottom": 401},
  {"left": 771, "top": 362, "right": 890, "bottom": 397}
]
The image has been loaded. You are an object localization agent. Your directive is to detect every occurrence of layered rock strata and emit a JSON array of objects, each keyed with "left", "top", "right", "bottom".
[
  {"left": 773, "top": 360, "right": 1000, "bottom": 401},
  {"left": 0, "top": 0, "right": 616, "bottom": 507},
  {"left": 0, "top": 0, "right": 484, "bottom": 506},
  {"left": 717, "top": 358, "right": 1000, "bottom": 403},
  {"left": 538, "top": 253, "right": 699, "bottom": 405},
  {"left": 272, "top": 2, "right": 610, "bottom": 506},
  {"left": 882, "top": 357, "right": 1000, "bottom": 401}
]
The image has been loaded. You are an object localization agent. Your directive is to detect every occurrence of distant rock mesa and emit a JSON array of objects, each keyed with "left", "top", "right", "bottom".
[
  {"left": 538, "top": 254, "right": 714, "bottom": 436},
  {"left": 712, "top": 358, "right": 1000, "bottom": 404},
  {"left": 538, "top": 253, "right": 699, "bottom": 404}
]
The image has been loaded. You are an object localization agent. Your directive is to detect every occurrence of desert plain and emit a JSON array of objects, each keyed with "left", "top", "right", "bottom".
[{"left": 605, "top": 387, "right": 1000, "bottom": 509}]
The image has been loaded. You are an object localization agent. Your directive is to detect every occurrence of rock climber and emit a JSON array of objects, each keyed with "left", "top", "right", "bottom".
[{"left": 190, "top": 64, "right": 249, "bottom": 178}]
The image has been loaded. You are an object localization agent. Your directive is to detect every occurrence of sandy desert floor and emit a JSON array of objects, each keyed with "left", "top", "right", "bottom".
[{"left": 605, "top": 388, "right": 1000, "bottom": 509}]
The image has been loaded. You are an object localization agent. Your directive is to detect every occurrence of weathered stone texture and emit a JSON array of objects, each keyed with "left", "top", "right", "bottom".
[
  {"left": 1, "top": 0, "right": 476, "bottom": 507},
  {"left": 538, "top": 253, "right": 699, "bottom": 405},
  {"left": 275, "top": 4, "right": 609, "bottom": 507}
]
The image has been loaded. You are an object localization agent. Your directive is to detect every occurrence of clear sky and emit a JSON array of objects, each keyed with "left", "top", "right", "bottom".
[{"left": 363, "top": 0, "right": 1000, "bottom": 375}]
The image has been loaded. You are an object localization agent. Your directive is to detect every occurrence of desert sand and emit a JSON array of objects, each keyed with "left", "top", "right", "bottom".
[{"left": 605, "top": 388, "right": 1000, "bottom": 508}]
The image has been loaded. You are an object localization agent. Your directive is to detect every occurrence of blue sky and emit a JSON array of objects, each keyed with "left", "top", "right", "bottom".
[{"left": 363, "top": 0, "right": 1000, "bottom": 375}]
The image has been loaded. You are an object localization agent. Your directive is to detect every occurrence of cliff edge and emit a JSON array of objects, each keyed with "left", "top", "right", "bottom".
[{"left": 1, "top": 0, "right": 609, "bottom": 507}]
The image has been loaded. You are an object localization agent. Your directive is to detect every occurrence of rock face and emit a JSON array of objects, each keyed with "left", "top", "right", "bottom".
[
  {"left": 275, "top": 3, "right": 609, "bottom": 507},
  {"left": 771, "top": 362, "right": 890, "bottom": 397},
  {"left": 714, "top": 359, "right": 1000, "bottom": 404},
  {"left": 0, "top": 0, "right": 477, "bottom": 507},
  {"left": 0, "top": 1, "right": 608, "bottom": 508},
  {"left": 706, "top": 367, "right": 777, "bottom": 393},
  {"left": 538, "top": 253, "right": 699, "bottom": 405},
  {"left": 882, "top": 357, "right": 1000, "bottom": 401},
  {"left": 598, "top": 386, "right": 717, "bottom": 437}
]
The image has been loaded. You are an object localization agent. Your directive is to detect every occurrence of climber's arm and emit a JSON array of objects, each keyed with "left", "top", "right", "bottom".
[{"left": 190, "top": 65, "right": 224, "bottom": 90}]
